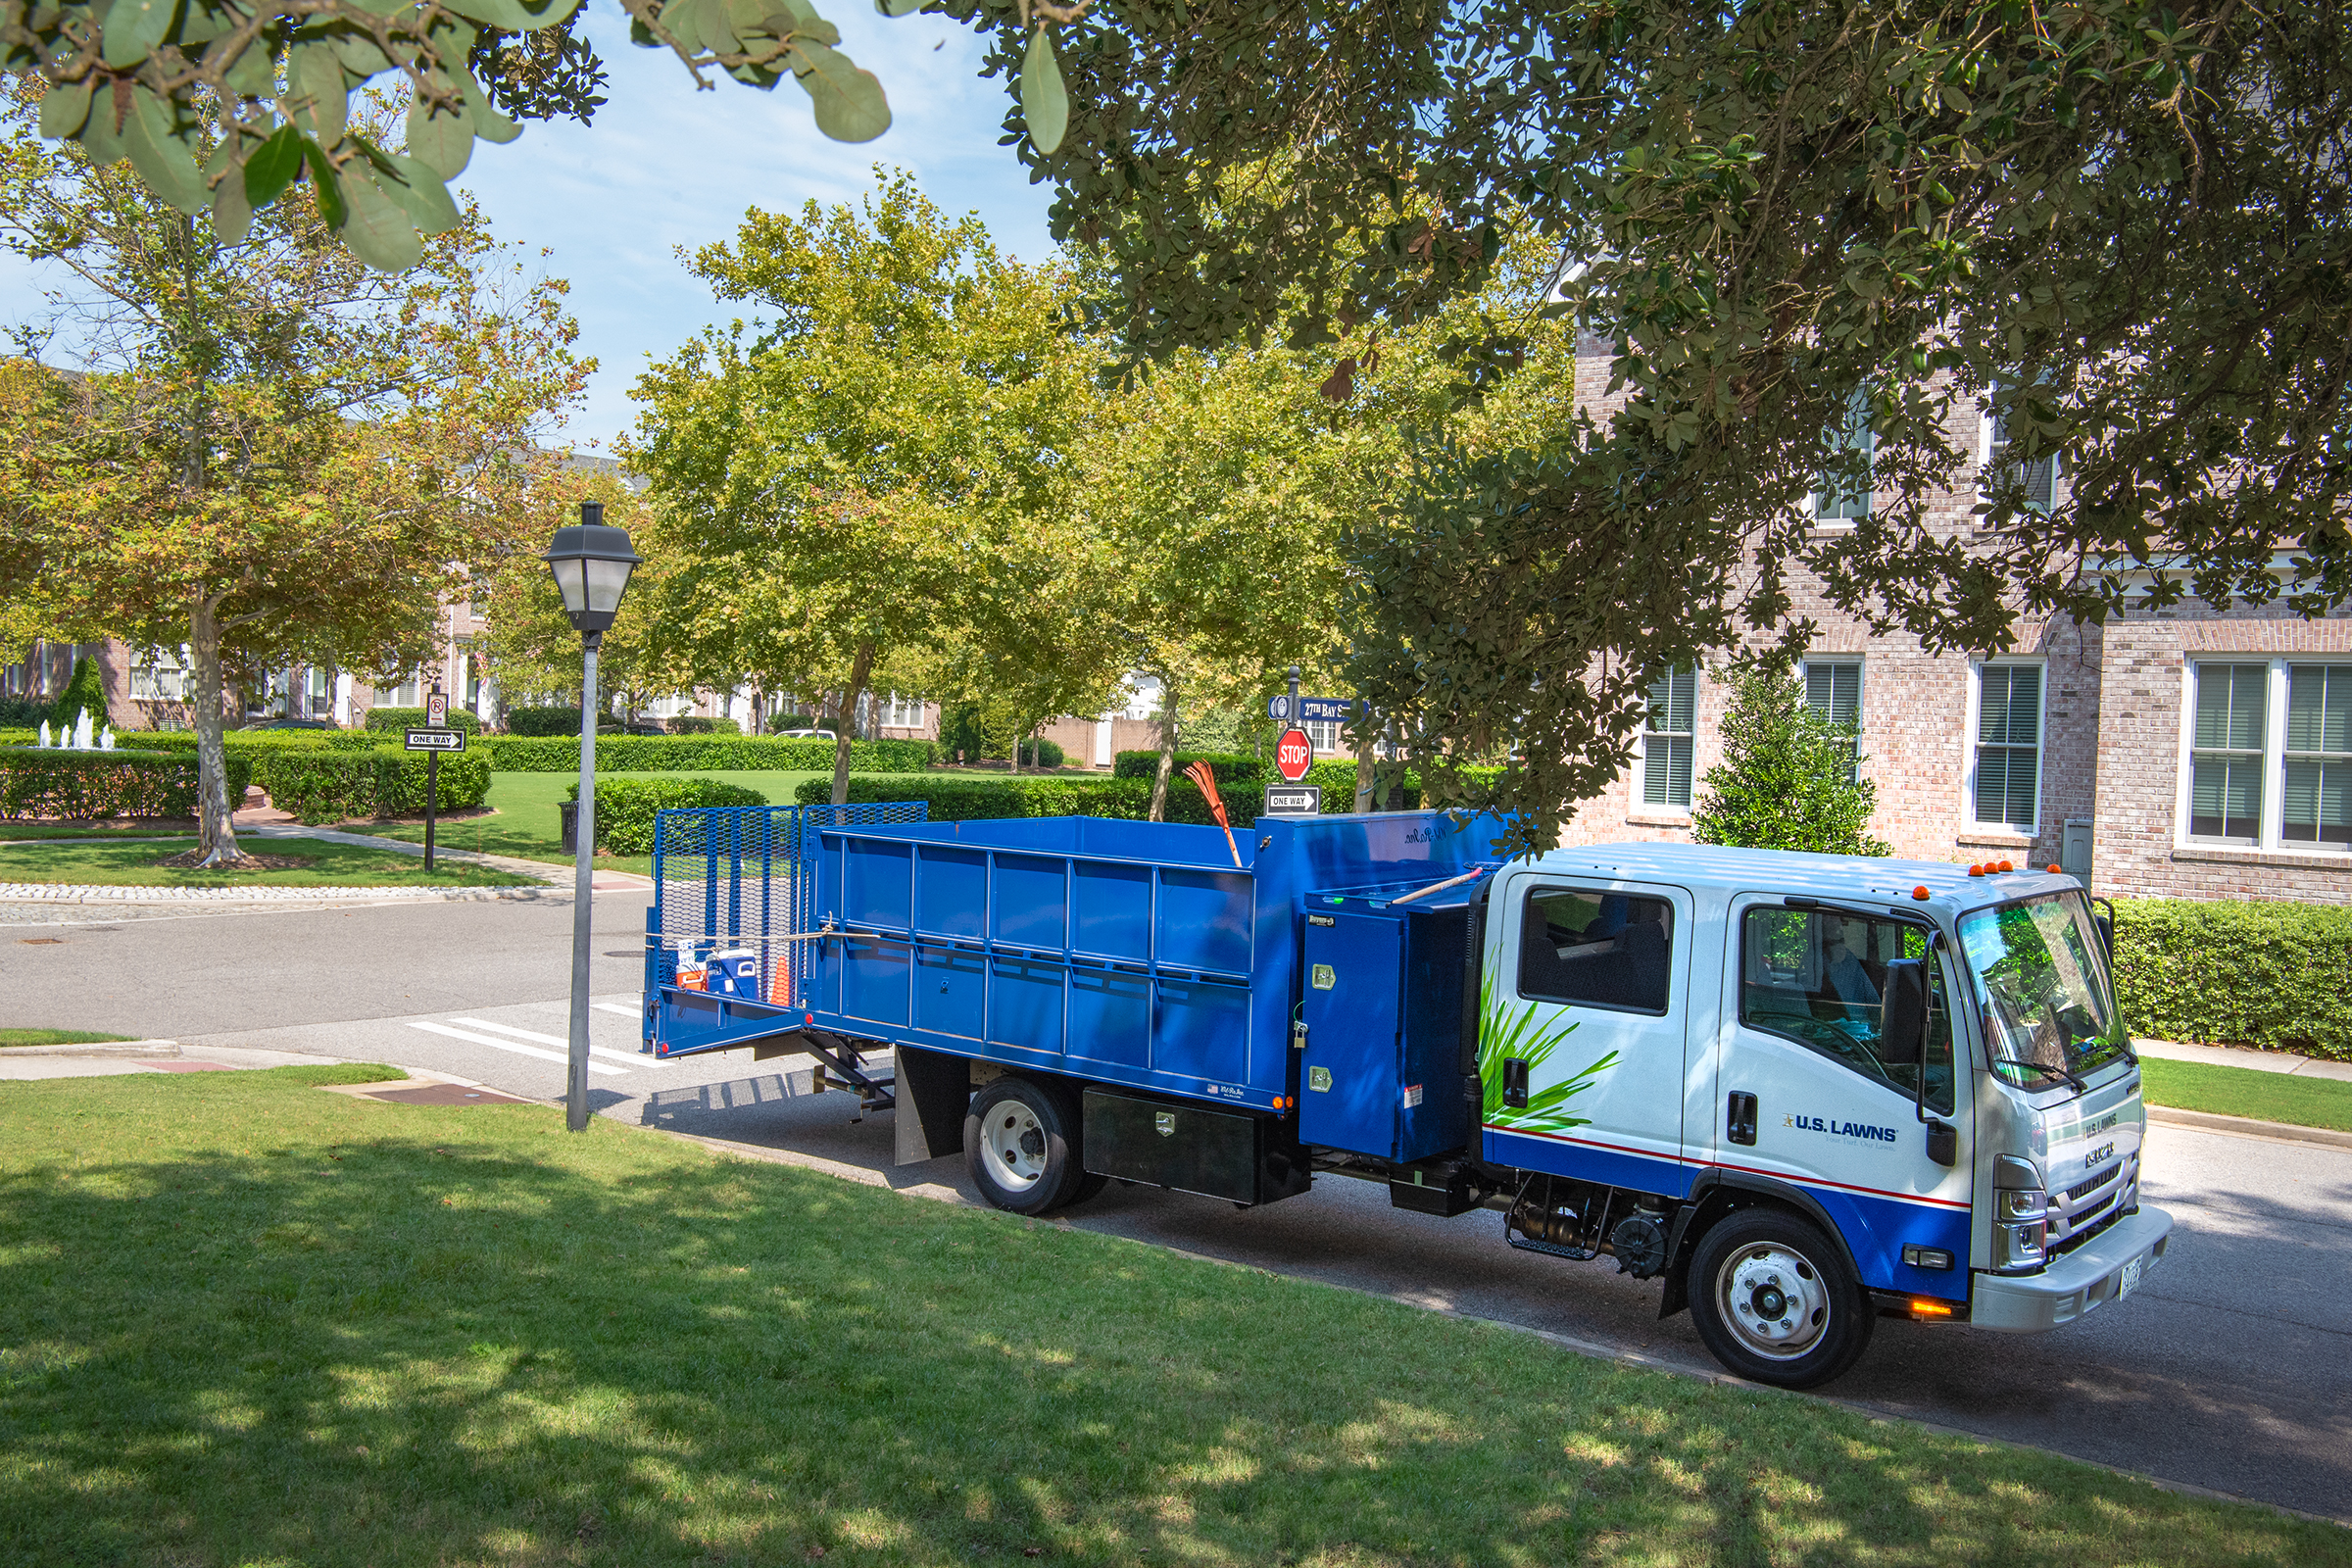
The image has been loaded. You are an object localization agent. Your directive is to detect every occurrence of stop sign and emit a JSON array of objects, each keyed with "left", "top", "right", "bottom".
[{"left": 1275, "top": 727, "right": 1314, "bottom": 782}]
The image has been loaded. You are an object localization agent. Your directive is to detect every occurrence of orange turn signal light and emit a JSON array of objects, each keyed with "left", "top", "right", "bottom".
[
  {"left": 1909, "top": 1298, "right": 1954, "bottom": 1317},
  {"left": 1966, "top": 863, "right": 1984, "bottom": 877},
  {"left": 2048, "top": 863, "right": 2063, "bottom": 873},
  {"left": 1998, "top": 859, "right": 2015, "bottom": 872},
  {"left": 1912, "top": 885, "right": 1932, "bottom": 900}
]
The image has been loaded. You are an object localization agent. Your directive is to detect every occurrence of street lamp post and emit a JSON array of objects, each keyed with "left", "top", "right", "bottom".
[{"left": 543, "top": 502, "right": 641, "bottom": 1133}]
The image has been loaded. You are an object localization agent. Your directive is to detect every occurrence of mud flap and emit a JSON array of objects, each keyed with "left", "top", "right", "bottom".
[{"left": 894, "top": 1044, "right": 969, "bottom": 1166}]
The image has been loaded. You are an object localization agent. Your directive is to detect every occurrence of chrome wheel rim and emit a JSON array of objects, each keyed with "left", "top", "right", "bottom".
[
  {"left": 1717, "top": 1243, "right": 1831, "bottom": 1361},
  {"left": 985, "top": 1101, "right": 1050, "bottom": 1191}
]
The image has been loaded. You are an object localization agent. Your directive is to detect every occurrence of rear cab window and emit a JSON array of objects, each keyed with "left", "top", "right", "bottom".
[{"left": 1517, "top": 888, "right": 1674, "bottom": 1013}]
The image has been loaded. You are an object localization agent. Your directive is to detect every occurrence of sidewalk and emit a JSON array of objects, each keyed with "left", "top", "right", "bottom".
[
  {"left": 0, "top": 1041, "right": 356, "bottom": 1079},
  {"left": 2133, "top": 1037, "right": 2352, "bottom": 1083}
]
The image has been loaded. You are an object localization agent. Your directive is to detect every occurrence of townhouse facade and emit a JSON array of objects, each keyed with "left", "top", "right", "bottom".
[{"left": 1556, "top": 346, "right": 2352, "bottom": 903}]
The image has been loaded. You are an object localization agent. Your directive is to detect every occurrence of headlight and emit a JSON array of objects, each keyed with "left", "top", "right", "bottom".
[{"left": 1996, "top": 1188, "right": 2049, "bottom": 1221}]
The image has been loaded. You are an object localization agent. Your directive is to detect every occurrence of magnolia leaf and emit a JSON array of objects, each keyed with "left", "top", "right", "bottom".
[
  {"left": 337, "top": 167, "right": 423, "bottom": 271},
  {"left": 176, "top": 1, "right": 227, "bottom": 44},
  {"left": 301, "top": 138, "right": 347, "bottom": 227},
  {"left": 100, "top": 0, "right": 176, "bottom": 70},
  {"left": 406, "top": 92, "right": 473, "bottom": 179},
  {"left": 874, "top": 0, "right": 923, "bottom": 15},
  {"left": 347, "top": 0, "right": 414, "bottom": 15},
  {"left": 1020, "top": 26, "right": 1066, "bottom": 156},
  {"left": 244, "top": 123, "right": 306, "bottom": 206},
  {"left": 36, "top": 78, "right": 91, "bottom": 139},
  {"left": 211, "top": 167, "right": 252, "bottom": 244},
  {"left": 124, "top": 87, "right": 208, "bottom": 214},
  {"left": 367, "top": 148, "right": 463, "bottom": 235},
  {"left": 332, "top": 32, "right": 395, "bottom": 75},
  {"left": 787, "top": 40, "right": 889, "bottom": 141},
  {"left": 291, "top": 44, "right": 349, "bottom": 144},
  {"left": 456, "top": 71, "right": 522, "bottom": 143},
  {"left": 768, "top": 0, "right": 838, "bottom": 46},
  {"left": 440, "top": 0, "right": 583, "bottom": 33},
  {"left": 224, "top": 41, "right": 275, "bottom": 95},
  {"left": 78, "top": 88, "right": 127, "bottom": 166}
]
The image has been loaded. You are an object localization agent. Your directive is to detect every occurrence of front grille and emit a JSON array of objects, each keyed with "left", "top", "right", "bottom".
[{"left": 2064, "top": 1165, "right": 2122, "bottom": 1205}]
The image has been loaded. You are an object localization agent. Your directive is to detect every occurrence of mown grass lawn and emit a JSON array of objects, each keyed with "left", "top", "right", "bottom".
[
  {"left": 1, "top": 1065, "right": 2341, "bottom": 1568},
  {"left": 362, "top": 769, "right": 902, "bottom": 878},
  {"left": 0, "top": 1028, "right": 134, "bottom": 1048},
  {"left": 2142, "top": 1056, "right": 2352, "bottom": 1133},
  {"left": 0, "top": 836, "right": 537, "bottom": 888}
]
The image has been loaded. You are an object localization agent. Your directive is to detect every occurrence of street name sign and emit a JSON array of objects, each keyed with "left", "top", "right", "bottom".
[
  {"left": 1266, "top": 694, "right": 1359, "bottom": 722},
  {"left": 405, "top": 728, "right": 466, "bottom": 753},
  {"left": 1263, "top": 783, "right": 1321, "bottom": 816},
  {"left": 1275, "top": 727, "right": 1314, "bottom": 782}
]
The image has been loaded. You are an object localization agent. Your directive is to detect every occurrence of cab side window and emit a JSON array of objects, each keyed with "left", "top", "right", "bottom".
[
  {"left": 1740, "top": 908, "right": 1954, "bottom": 1113},
  {"left": 1518, "top": 889, "right": 1674, "bottom": 1013}
]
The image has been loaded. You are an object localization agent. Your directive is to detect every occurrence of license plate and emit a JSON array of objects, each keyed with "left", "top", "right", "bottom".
[{"left": 2119, "top": 1256, "right": 2142, "bottom": 1299}]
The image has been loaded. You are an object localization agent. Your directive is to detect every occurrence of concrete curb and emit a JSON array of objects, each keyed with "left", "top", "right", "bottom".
[
  {"left": 628, "top": 1114, "right": 2349, "bottom": 1532},
  {"left": 2147, "top": 1104, "right": 2352, "bottom": 1151},
  {"left": 0, "top": 882, "right": 562, "bottom": 905}
]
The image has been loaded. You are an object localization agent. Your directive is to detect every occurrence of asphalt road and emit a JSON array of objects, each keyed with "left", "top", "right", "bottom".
[{"left": 6, "top": 897, "right": 2347, "bottom": 1524}]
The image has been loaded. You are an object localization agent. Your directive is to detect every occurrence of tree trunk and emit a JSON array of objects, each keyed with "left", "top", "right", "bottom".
[
  {"left": 830, "top": 640, "right": 874, "bottom": 807},
  {"left": 1353, "top": 711, "right": 1376, "bottom": 812},
  {"left": 188, "top": 595, "right": 255, "bottom": 868},
  {"left": 1149, "top": 681, "right": 1178, "bottom": 823}
]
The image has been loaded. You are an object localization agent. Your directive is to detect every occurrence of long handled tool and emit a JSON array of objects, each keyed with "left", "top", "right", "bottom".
[{"left": 1183, "top": 760, "right": 1246, "bottom": 868}]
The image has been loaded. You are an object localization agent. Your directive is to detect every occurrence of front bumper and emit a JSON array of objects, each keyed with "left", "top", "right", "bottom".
[{"left": 1970, "top": 1206, "right": 2173, "bottom": 1333}]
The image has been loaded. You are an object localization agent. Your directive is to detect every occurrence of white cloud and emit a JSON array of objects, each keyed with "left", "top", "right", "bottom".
[{"left": 0, "top": 4, "right": 1056, "bottom": 449}]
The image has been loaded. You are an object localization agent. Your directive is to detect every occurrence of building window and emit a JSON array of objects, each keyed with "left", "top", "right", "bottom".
[
  {"left": 1972, "top": 662, "right": 2042, "bottom": 831},
  {"left": 2284, "top": 664, "right": 2352, "bottom": 849},
  {"left": 882, "top": 693, "right": 924, "bottom": 729},
  {"left": 1642, "top": 666, "right": 1697, "bottom": 808},
  {"left": 127, "top": 646, "right": 188, "bottom": 702},
  {"left": 2188, "top": 662, "right": 2267, "bottom": 845},
  {"left": 1983, "top": 377, "right": 2058, "bottom": 514},
  {"left": 1811, "top": 388, "right": 1874, "bottom": 522},
  {"left": 1804, "top": 660, "right": 1861, "bottom": 780},
  {"left": 1303, "top": 717, "right": 1343, "bottom": 755}
]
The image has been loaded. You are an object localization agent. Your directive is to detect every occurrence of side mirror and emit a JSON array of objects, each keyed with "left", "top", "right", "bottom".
[{"left": 1881, "top": 958, "right": 1928, "bottom": 1067}]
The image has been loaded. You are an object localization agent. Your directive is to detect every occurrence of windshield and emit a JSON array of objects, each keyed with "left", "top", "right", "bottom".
[{"left": 1957, "top": 893, "right": 2132, "bottom": 1088}]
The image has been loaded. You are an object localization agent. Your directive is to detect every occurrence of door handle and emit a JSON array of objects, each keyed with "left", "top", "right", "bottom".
[
  {"left": 1502, "top": 1057, "right": 1530, "bottom": 1109},
  {"left": 1727, "top": 1091, "right": 1758, "bottom": 1146}
]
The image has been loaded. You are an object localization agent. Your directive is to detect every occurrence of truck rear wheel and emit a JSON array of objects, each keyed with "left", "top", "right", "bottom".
[
  {"left": 1687, "top": 1209, "right": 1875, "bottom": 1389},
  {"left": 964, "top": 1076, "right": 1092, "bottom": 1215}
]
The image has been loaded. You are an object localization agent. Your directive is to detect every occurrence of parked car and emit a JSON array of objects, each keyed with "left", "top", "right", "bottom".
[
  {"left": 774, "top": 727, "right": 836, "bottom": 740},
  {"left": 243, "top": 717, "right": 336, "bottom": 730}
]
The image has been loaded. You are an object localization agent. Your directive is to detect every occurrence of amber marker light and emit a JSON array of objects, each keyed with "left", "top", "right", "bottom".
[
  {"left": 1912, "top": 886, "right": 1932, "bottom": 900},
  {"left": 1967, "top": 864, "right": 1984, "bottom": 876},
  {"left": 1909, "top": 1299, "right": 1955, "bottom": 1317},
  {"left": 1999, "top": 859, "right": 2015, "bottom": 872},
  {"left": 2048, "top": 863, "right": 2062, "bottom": 873}
]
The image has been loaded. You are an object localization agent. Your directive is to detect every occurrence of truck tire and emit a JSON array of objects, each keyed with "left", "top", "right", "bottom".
[
  {"left": 1687, "top": 1208, "right": 1876, "bottom": 1389},
  {"left": 964, "top": 1076, "right": 1091, "bottom": 1215}
]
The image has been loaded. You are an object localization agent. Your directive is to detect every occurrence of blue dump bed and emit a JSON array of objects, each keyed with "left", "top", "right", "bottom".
[{"left": 647, "top": 806, "right": 1506, "bottom": 1133}]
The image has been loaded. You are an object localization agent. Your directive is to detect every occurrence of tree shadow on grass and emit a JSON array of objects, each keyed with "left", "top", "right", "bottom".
[{"left": 0, "top": 1070, "right": 2343, "bottom": 1567}]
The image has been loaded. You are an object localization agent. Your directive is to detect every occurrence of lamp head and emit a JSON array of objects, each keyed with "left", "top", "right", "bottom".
[{"left": 542, "top": 504, "right": 641, "bottom": 637}]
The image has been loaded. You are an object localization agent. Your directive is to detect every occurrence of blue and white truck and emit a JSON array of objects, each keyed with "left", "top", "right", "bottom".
[{"left": 644, "top": 805, "right": 2171, "bottom": 1388}]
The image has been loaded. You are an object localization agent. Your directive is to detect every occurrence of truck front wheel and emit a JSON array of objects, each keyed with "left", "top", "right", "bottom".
[
  {"left": 964, "top": 1076, "right": 1094, "bottom": 1215},
  {"left": 1687, "top": 1209, "right": 1875, "bottom": 1389}
]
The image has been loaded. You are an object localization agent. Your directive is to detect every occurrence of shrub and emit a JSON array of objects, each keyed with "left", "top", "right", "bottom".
[
  {"left": 1691, "top": 663, "right": 1890, "bottom": 856},
  {"left": 569, "top": 775, "right": 767, "bottom": 854},
  {"left": 363, "top": 705, "right": 482, "bottom": 735},
  {"left": 1111, "top": 750, "right": 1266, "bottom": 786},
  {"left": 486, "top": 734, "right": 933, "bottom": 773},
  {"left": 669, "top": 715, "right": 742, "bottom": 735},
  {"left": 2112, "top": 899, "right": 2352, "bottom": 1062},
  {"left": 1014, "top": 736, "right": 1064, "bottom": 768},
  {"left": 51, "top": 656, "right": 109, "bottom": 733},
  {"left": 0, "top": 697, "right": 51, "bottom": 727},
  {"left": 0, "top": 747, "right": 253, "bottom": 820},
  {"left": 504, "top": 705, "right": 580, "bottom": 737},
  {"left": 251, "top": 746, "right": 490, "bottom": 825}
]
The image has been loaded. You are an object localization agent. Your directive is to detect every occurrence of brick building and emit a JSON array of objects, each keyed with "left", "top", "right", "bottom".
[{"left": 1555, "top": 346, "right": 2352, "bottom": 904}]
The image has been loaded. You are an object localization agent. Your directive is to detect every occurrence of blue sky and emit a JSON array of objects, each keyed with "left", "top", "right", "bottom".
[{"left": 0, "top": 5, "right": 1058, "bottom": 450}]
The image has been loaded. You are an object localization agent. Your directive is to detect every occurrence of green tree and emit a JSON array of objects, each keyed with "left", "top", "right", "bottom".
[
  {"left": 0, "top": 88, "right": 586, "bottom": 864},
  {"left": 627, "top": 171, "right": 1120, "bottom": 805},
  {"left": 1690, "top": 665, "right": 1891, "bottom": 858}
]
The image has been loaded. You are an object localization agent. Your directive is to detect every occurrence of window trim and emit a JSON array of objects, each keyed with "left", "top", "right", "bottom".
[
  {"left": 1515, "top": 884, "right": 1676, "bottom": 1017},
  {"left": 1963, "top": 658, "right": 2045, "bottom": 836},
  {"left": 2174, "top": 656, "right": 2352, "bottom": 856}
]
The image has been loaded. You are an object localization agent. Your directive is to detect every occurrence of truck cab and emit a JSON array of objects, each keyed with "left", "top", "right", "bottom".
[{"left": 643, "top": 808, "right": 2171, "bottom": 1389}]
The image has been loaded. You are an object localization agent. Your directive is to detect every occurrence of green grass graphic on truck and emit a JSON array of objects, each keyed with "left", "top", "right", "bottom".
[{"left": 1476, "top": 973, "right": 1619, "bottom": 1136}]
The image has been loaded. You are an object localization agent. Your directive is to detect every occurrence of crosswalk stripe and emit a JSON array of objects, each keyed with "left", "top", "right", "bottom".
[
  {"left": 450, "top": 1016, "right": 652, "bottom": 1066},
  {"left": 592, "top": 1002, "right": 640, "bottom": 1018},
  {"left": 406, "top": 1020, "right": 629, "bottom": 1074}
]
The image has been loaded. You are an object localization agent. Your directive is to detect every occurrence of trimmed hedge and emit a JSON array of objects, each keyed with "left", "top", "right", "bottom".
[
  {"left": 504, "top": 705, "right": 580, "bottom": 737},
  {"left": 486, "top": 734, "right": 934, "bottom": 773},
  {"left": 364, "top": 706, "right": 482, "bottom": 735},
  {"left": 2113, "top": 898, "right": 2352, "bottom": 1062},
  {"left": 0, "top": 747, "right": 253, "bottom": 820},
  {"left": 799, "top": 761, "right": 1419, "bottom": 823},
  {"left": 1014, "top": 736, "right": 1064, "bottom": 768},
  {"left": 568, "top": 775, "right": 766, "bottom": 854},
  {"left": 251, "top": 746, "right": 491, "bottom": 825}
]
